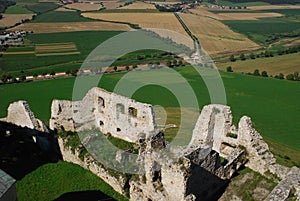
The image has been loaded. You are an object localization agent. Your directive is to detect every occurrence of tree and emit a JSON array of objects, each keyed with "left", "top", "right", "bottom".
[
  {"left": 278, "top": 73, "right": 284, "bottom": 80},
  {"left": 249, "top": 52, "right": 256, "bottom": 59},
  {"left": 173, "top": 60, "right": 177, "bottom": 66},
  {"left": 126, "top": 66, "right": 129, "bottom": 71},
  {"left": 286, "top": 74, "right": 294, "bottom": 81},
  {"left": 33, "top": 73, "right": 38, "bottom": 78},
  {"left": 294, "top": 71, "right": 299, "bottom": 80},
  {"left": 166, "top": 61, "right": 172, "bottom": 67},
  {"left": 114, "top": 66, "right": 118, "bottom": 72},
  {"left": 19, "top": 75, "right": 26, "bottom": 82},
  {"left": 261, "top": 71, "right": 268, "bottom": 77},
  {"left": 253, "top": 69, "right": 260, "bottom": 76},
  {"left": 240, "top": 53, "right": 246, "bottom": 61},
  {"left": 229, "top": 55, "right": 236, "bottom": 62},
  {"left": 178, "top": 60, "right": 183, "bottom": 66},
  {"left": 50, "top": 71, "right": 56, "bottom": 76},
  {"left": 226, "top": 66, "right": 233, "bottom": 72},
  {"left": 133, "top": 64, "right": 138, "bottom": 69}
]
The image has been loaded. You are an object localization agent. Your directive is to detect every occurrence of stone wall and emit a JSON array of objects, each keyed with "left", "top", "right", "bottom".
[
  {"left": 50, "top": 87, "right": 157, "bottom": 143},
  {"left": 57, "top": 137, "right": 127, "bottom": 195}
]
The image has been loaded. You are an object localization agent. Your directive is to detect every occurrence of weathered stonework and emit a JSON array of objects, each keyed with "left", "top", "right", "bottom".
[
  {"left": 50, "top": 87, "right": 157, "bottom": 143},
  {"left": 1, "top": 100, "right": 48, "bottom": 133},
  {"left": 57, "top": 137, "right": 127, "bottom": 195}
]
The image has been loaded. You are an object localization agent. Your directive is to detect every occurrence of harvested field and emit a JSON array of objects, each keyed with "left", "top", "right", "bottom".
[
  {"left": 65, "top": 3, "right": 103, "bottom": 11},
  {"left": 216, "top": 12, "right": 283, "bottom": 20},
  {"left": 35, "top": 42, "right": 80, "bottom": 56},
  {"left": 0, "top": 51, "right": 35, "bottom": 55},
  {"left": 190, "top": 8, "right": 283, "bottom": 20},
  {"left": 36, "top": 52, "right": 81, "bottom": 56},
  {"left": 178, "top": 13, "right": 260, "bottom": 55},
  {"left": 9, "top": 21, "right": 132, "bottom": 33},
  {"left": 0, "top": 14, "right": 35, "bottom": 28},
  {"left": 217, "top": 52, "right": 300, "bottom": 76},
  {"left": 55, "top": 7, "right": 75, "bottom": 12},
  {"left": 102, "top": 1, "right": 124, "bottom": 10},
  {"left": 82, "top": 12, "right": 193, "bottom": 48},
  {"left": 248, "top": 5, "right": 300, "bottom": 10},
  {"left": 120, "top": 2, "right": 156, "bottom": 9}
]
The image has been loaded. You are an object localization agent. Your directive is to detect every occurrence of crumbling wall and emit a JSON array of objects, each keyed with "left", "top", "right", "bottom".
[
  {"left": 57, "top": 137, "right": 127, "bottom": 195},
  {"left": 50, "top": 87, "right": 157, "bottom": 143},
  {"left": 2, "top": 100, "right": 48, "bottom": 133},
  {"left": 265, "top": 166, "right": 300, "bottom": 201},
  {"left": 190, "top": 104, "right": 276, "bottom": 176}
]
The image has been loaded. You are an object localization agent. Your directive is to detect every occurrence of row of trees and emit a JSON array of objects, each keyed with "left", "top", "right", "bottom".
[
  {"left": 227, "top": 66, "right": 300, "bottom": 81},
  {"left": 229, "top": 45, "right": 300, "bottom": 62}
]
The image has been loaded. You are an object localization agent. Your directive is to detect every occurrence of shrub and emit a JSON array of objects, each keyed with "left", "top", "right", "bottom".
[{"left": 226, "top": 66, "right": 233, "bottom": 72}]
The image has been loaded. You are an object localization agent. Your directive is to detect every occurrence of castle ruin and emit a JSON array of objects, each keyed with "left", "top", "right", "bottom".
[{"left": 1, "top": 87, "right": 299, "bottom": 201}]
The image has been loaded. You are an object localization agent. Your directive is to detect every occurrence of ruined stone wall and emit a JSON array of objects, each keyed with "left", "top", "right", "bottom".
[
  {"left": 190, "top": 104, "right": 276, "bottom": 176},
  {"left": 50, "top": 87, "right": 157, "bottom": 143},
  {"left": 1, "top": 100, "right": 48, "bottom": 133},
  {"left": 57, "top": 137, "right": 127, "bottom": 195}
]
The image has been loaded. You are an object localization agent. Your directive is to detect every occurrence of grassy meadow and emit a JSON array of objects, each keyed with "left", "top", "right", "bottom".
[
  {"left": 16, "top": 160, "right": 128, "bottom": 201},
  {"left": 0, "top": 66, "right": 299, "bottom": 162}
]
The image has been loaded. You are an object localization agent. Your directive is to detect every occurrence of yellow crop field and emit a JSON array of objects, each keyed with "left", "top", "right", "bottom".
[
  {"left": 190, "top": 8, "right": 283, "bottom": 20},
  {"left": 9, "top": 21, "right": 132, "bottom": 33},
  {"left": 217, "top": 52, "right": 300, "bottom": 76},
  {"left": 216, "top": 12, "right": 283, "bottom": 20},
  {"left": 120, "top": 2, "right": 156, "bottom": 9},
  {"left": 65, "top": 3, "right": 103, "bottom": 11},
  {"left": 178, "top": 13, "right": 260, "bottom": 55},
  {"left": 0, "top": 14, "right": 35, "bottom": 28},
  {"left": 82, "top": 12, "right": 193, "bottom": 48},
  {"left": 248, "top": 5, "right": 300, "bottom": 10}
]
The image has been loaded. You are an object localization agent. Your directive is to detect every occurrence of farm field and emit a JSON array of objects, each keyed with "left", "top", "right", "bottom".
[
  {"left": 190, "top": 8, "right": 283, "bottom": 20},
  {"left": 9, "top": 21, "right": 131, "bottom": 33},
  {"left": 28, "top": 11, "right": 96, "bottom": 22},
  {"left": 223, "top": 17, "right": 300, "bottom": 44},
  {"left": 0, "top": 31, "right": 124, "bottom": 74},
  {"left": 82, "top": 12, "right": 193, "bottom": 47},
  {"left": 4, "top": 4, "right": 33, "bottom": 14},
  {"left": 0, "top": 14, "right": 35, "bottom": 28},
  {"left": 248, "top": 5, "right": 300, "bottom": 10},
  {"left": 25, "top": 2, "right": 60, "bottom": 13},
  {"left": 0, "top": 66, "right": 299, "bottom": 155},
  {"left": 217, "top": 52, "right": 300, "bottom": 76},
  {"left": 178, "top": 13, "right": 260, "bottom": 55},
  {"left": 119, "top": 1, "right": 156, "bottom": 9},
  {"left": 215, "top": 0, "right": 271, "bottom": 7},
  {"left": 102, "top": 1, "right": 124, "bottom": 10},
  {"left": 64, "top": 2, "right": 103, "bottom": 11},
  {"left": 17, "top": 161, "right": 127, "bottom": 201}
]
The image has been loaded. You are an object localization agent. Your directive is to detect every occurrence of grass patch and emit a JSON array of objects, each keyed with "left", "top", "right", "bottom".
[
  {"left": 16, "top": 160, "right": 128, "bottom": 201},
  {"left": 25, "top": 2, "right": 60, "bottom": 14},
  {"left": 4, "top": 4, "right": 33, "bottom": 14},
  {"left": 30, "top": 11, "right": 96, "bottom": 22}
]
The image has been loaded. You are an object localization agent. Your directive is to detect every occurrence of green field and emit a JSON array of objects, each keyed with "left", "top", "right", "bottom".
[
  {"left": 4, "top": 4, "right": 33, "bottom": 14},
  {"left": 17, "top": 160, "right": 128, "bottom": 201},
  {"left": 0, "top": 66, "right": 299, "bottom": 153},
  {"left": 223, "top": 17, "right": 300, "bottom": 44},
  {"left": 25, "top": 2, "right": 60, "bottom": 14},
  {"left": 30, "top": 11, "right": 96, "bottom": 22},
  {"left": 215, "top": 0, "right": 270, "bottom": 7},
  {"left": 0, "top": 31, "right": 123, "bottom": 75}
]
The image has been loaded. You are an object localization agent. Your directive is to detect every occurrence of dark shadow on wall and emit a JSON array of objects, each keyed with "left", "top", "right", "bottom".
[
  {"left": 186, "top": 164, "right": 230, "bottom": 201},
  {"left": 53, "top": 190, "right": 116, "bottom": 201},
  {"left": 0, "top": 121, "right": 61, "bottom": 180}
]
